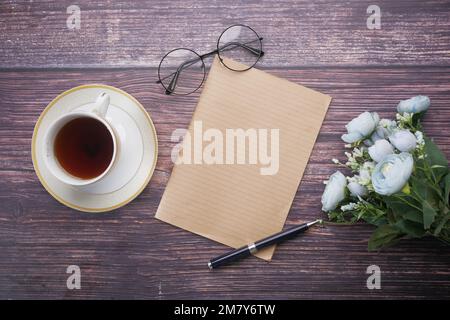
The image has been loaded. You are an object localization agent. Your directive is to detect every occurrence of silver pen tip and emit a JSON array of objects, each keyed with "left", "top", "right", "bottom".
[
  {"left": 208, "top": 261, "right": 213, "bottom": 270},
  {"left": 307, "top": 219, "right": 323, "bottom": 227}
]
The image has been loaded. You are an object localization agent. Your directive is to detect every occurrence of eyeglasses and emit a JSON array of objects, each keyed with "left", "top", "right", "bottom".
[{"left": 156, "top": 24, "right": 264, "bottom": 95}]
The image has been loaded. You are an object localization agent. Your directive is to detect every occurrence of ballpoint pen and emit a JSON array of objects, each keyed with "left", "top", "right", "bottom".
[{"left": 208, "top": 219, "right": 322, "bottom": 269}]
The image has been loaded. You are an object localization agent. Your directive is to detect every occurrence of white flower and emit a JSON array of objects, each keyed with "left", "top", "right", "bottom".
[
  {"left": 376, "top": 119, "right": 397, "bottom": 139},
  {"left": 341, "top": 112, "right": 379, "bottom": 143},
  {"left": 352, "top": 147, "right": 365, "bottom": 158},
  {"left": 389, "top": 129, "right": 417, "bottom": 152},
  {"left": 359, "top": 161, "right": 375, "bottom": 185},
  {"left": 368, "top": 139, "right": 394, "bottom": 162},
  {"left": 348, "top": 181, "right": 368, "bottom": 197},
  {"left": 344, "top": 151, "right": 360, "bottom": 170},
  {"left": 397, "top": 95, "right": 430, "bottom": 114},
  {"left": 341, "top": 202, "right": 358, "bottom": 212},
  {"left": 372, "top": 153, "right": 414, "bottom": 196},
  {"left": 321, "top": 171, "right": 347, "bottom": 212},
  {"left": 415, "top": 131, "right": 424, "bottom": 146}
]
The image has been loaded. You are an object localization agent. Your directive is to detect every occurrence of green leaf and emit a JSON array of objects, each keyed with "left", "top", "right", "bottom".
[
  {"left": 385, "top": 194, "right": 425, "bottom": 223},
  {"left": 384, "top": 195, "right": 413, "bottom": 212},
  {"left": 410, "top": 176, "right": 428, "bottom": 200},
  {"left": 368, "top": 225, "right": 403, "bottom": 251},
  {"left": 410, "top": 174, "right": 441, "bottom": 209},
  {"left": 414, "top": 158, "right": 427, "bottom": 179},
  {"left": 402, "top": 210, "right": 423, "bottom": 224},
  {"left": 423, "top": 200, "right": 437, "bottom": 230},
  {"left": 395, "top": 220, "right": 426, "bottom": 238},
  {"left": 434, "top": 214, "right": 450, "bottom": 236},
  {"left": 424, "top": 136, "right": 448, "bottom": 167},
  {"left": 362, "top": 214, "right": 387, "bottom": 227},
  {"left": 444, "top": 174, "right": 450, "bottom": 206},
  {"left": 424, "top": 136, "right": 449, "bottom": 181},
  {"left": 385, "top": 195, "right": 424, "bottom": 223}
]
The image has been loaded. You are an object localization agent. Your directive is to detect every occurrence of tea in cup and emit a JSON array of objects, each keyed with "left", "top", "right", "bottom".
[{"left": 44, "top": 93, "right": 117, "bottom": 186}]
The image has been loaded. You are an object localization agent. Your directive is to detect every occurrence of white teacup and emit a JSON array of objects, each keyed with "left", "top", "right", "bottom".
[{"left": 43, "top": 92, "right": 118, "bottom": 187}]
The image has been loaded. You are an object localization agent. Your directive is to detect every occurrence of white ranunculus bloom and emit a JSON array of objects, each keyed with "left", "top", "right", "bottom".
[
  {"left": 368, "top": 139, "right": 394, "bottom": 162},
  {"left": 372, "top": 152, "right": 414, "bottom": 196},
  {"left": 341, "top": 112, "right": 379, "bottom": 143},
  {"left": 397, "top": 95, "right": 430, "bottom": 114},
  {"left": 321, "top": 171, "right": 347, "bottom": 212},
  {"left": 376, "top": 119, "right": 397, "bottom": 139},
  {"left": 348, "top": 181, "right": 368, "bottom": 197},
  {"left": 389, "top": 129, "right": 417, "bottom": 152}
]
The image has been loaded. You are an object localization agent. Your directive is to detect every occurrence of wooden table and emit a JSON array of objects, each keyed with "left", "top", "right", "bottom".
[{"left": 1, "top": 0, "right": 449, "bottom": 299}]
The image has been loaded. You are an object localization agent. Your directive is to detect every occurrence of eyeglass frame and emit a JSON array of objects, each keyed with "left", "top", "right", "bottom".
[{"left": 156, "top": 24, "right": 264, "bottom": 95}]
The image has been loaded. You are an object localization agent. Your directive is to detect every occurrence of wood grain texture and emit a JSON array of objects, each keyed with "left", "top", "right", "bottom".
[
  {"left": 1, "top": 0, "right": 450, "bottom": 68},
  {"left": 0, "top": 67, "right": 449, "bottom": 299}
]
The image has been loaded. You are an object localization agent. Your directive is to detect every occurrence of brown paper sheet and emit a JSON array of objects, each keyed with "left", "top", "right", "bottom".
[{"left": 155, "top": 56, "right": 331, "bottom": 260}]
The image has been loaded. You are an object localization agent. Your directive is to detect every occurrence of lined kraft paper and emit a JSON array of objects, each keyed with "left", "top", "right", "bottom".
[{"left": 156, "top": 56, "right": 331, "bottom": 260}]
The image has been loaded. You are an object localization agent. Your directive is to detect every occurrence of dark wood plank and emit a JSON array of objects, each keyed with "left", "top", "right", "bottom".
[
  {"left": 0, "top": 66, "right": 450, "bottom": 299},
  {"left": 1, "top": 0, "right": 450, "bottom": 68}
]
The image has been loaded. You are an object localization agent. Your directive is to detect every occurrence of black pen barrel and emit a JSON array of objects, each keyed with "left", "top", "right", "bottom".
[
  {"left": 255, "top": 223, "right": 309, "bottom": 249},
  {"left": 209, "top": 246, "right": 250, "bottom": 269}
]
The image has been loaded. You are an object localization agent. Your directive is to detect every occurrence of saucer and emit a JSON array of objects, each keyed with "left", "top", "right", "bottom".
[{"left": 32, "top": 84, "right": 158, "bottom": 212}]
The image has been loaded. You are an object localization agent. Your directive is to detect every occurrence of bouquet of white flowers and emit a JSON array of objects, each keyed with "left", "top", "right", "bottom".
[{"left": 322, "top": 96, "right": 450, "bottom": 250}]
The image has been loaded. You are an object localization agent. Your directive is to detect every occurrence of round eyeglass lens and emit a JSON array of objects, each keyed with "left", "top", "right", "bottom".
[
  {"left": 217, "top": 25, "right": 262, "bottom": 71},
  {"left": 158, "top": 48, "right": 206, "bottom": 95}
]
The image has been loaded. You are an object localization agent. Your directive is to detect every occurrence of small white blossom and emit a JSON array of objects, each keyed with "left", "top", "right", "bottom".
[
  {"left": 396, "top": 112, "right": 413, "bottom": 128},
  {"left": 353, "top": 147, "right": 365, "bottom": 158},
  {"left": 415, "top": 131, "right": 424, "bottom": 146},
  {"left": 341, "top": 202, "right": 359, "bottom": 212},
  {"left": 359, "top": 161, "right": 375, "bottom": 185}
]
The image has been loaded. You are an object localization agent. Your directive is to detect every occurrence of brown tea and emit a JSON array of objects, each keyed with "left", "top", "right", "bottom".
[{"left": 54, "top": 117, "right": 114, "bottom": 179}]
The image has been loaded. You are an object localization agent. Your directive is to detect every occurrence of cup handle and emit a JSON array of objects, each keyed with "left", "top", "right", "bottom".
[{"left": 89, "top": 92, "right": 110, "bottom": 118}]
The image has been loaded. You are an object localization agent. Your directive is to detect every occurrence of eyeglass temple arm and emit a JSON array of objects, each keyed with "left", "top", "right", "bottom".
[
  {"left": 163, "top": 57, "right": 202, "bottom": 94},
  {"left": 156, "top": 55, "right": 202, "bottom": 86},
  {"left": 157, "top": 37, "right": 264, "bottom": 94}
]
